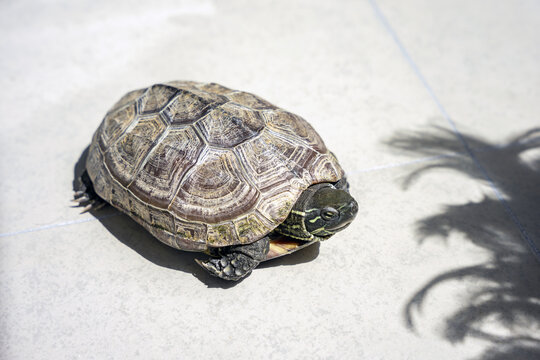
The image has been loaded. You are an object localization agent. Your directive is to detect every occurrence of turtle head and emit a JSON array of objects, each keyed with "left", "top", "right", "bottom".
[{"left": 303, "top": 185, "right": 358, "bottom": 238}]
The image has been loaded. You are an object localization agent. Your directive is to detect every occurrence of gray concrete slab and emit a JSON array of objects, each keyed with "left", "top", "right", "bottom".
[{"left": 1, "top": 0, "right": 539, "bottom": 359}]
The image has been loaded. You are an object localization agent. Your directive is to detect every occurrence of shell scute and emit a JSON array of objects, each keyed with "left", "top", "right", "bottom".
[
  {"left": 207, "top": 222, "right": 237, "bottom": 247},
  {"left": 86, "top": 143, "right": 112, "bottom": 202},
  {"left": 195, "top": 82, "right": 232, "bottom": 95},
  {"left": 169, "top": 150, "right": 260, "bottom": 224},
  {"left": 308, "top": 153, "right": 344, "bottom": 184},
  {"left": 108, "top": 179, "right": 132, "bottom": 212},
  {"left": 104, "top": 114, "right": 167, "bottom": 186},
  {"left": 233, "top": 212, "right": 274, "bottom": 244},
  {"left": 147, "top": 207, "right": 175, "bottom": 233},
  {"left": 97, "top": 103, "right": 136, "bottom": 151},
  {"left": 137, "top": 84, "right": 178, "bottom": 114},
  {"left": 110, "top": 88, "right": 145, "bottom": 112},
  {"left": 256, "top": 191, "right": 299, "bottom": 227},
  {"left": 173, "top": 218, "right": 207, "bottom": 250},
  {"left": 234, "top": 130, "right": 298, "bottom": 193},
  {"left": 227, "top": 91, "right": 277, "bottom": 110},
  {"left": 264, "top": 110, "right": 327, "bottom": 153},
  {"left": 128, "top": 127, "right": 204, "bottom": 208},
  {"left": 161, "top": 89, "right": 228, "bottom": 126},
  {"left": 165, "top": 80, "right": 199, "bottom": 89},
  {"left": 195, "top": 102, "right": 265, "bottom": 147}
]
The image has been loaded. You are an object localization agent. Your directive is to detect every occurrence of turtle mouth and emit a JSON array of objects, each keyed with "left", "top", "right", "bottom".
[
  {"left": 337, "top": 222, "right": 351, "bottom": 231},
  {"left": 327, "top": 220, "right": 352, "bottom": 233}
]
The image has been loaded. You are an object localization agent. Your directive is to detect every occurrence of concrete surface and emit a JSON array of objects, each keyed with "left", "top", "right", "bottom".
[{"left": 1, "top": 0, "right": 539, "bottom": 359}]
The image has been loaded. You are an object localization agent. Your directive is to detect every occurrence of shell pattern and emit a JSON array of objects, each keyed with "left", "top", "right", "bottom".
[{"left": 86, "top": 81, "right": 343, "bottom": 251}]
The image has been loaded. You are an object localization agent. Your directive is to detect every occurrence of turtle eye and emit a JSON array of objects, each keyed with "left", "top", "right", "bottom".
[{"left": 321, "top": 207, "right": 339, "bottom": 221}]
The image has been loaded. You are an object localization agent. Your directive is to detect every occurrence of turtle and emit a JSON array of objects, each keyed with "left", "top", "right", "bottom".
[{"left": 74, "top": 81, "right": 358, "bottom": 281}]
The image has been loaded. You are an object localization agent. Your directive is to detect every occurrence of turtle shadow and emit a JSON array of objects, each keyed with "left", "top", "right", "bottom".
[
  {"left": 385, "top": 126, "right": 540, "bottom": 359},
  {"left": 73, "top": 147, "right": 320, "bottom": 288}
]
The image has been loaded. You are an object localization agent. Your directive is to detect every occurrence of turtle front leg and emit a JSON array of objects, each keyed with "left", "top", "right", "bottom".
[{"left": 196, "top": 236, "right": 270, "bottom": 281}]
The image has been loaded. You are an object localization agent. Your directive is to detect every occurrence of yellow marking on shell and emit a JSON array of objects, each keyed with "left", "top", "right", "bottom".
[
  {"left": 234, "top": 214, "right": 269, "bottom": 243},
  {"left": 176, "top": 228, "right": 194, "bottom": 240},
  {"left": 277, "top": 201, "right": 293, "bottom": 217},
  {"left": 207, "top": 223, "right": 236, "bottom": 245},
  {"left": 216, "top": 225, "right": 230, "bottom": 236}
]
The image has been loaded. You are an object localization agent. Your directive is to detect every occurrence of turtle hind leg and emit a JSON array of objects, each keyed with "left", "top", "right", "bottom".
[
  {"left": 72, "top": 170, "right": 106, "bottom": 213},
  {"left": 196, "top": 236, "right": 270, "bottom": 281}
]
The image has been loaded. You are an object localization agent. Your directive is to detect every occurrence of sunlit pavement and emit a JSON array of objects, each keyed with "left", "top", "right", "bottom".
[{"left": 1, "top": 1, "right": 539, "bottom": 359}]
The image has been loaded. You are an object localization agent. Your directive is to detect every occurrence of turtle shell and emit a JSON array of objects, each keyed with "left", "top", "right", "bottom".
[{"left": 86, "top": 81, "right": 344, "bottom": 252}]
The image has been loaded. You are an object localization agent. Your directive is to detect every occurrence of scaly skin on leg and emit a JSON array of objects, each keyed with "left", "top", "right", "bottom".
[{"left": 196, "top": 236, "right": 270, "bottom": 281}]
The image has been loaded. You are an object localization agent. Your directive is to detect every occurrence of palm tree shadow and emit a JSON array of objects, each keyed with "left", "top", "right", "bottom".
[
  {"left": 386, "top": 126, "right": 540, "bottom": 359},
  {"left": 72, "top": 147, "right": 319, "bottom": 288}
]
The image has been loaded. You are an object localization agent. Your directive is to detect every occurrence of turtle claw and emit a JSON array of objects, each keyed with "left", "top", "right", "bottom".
[
  {"left": 79, "top": 203, "right": 94, "bottom": 214},
  {"left": 72, "top": 194, "right": 90, "bottom": 203},
  {"left": 72, "top": 170, "right": 107, "bottom": 213},
  {"left": 196, "top": 253, "right": 258, "bottom": 281},
  {"left": 72, "top": 196, "right": 105, "bottom": 213},
  {"left": 91, "top": 201, "right": 106, "bottom": 211}
]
